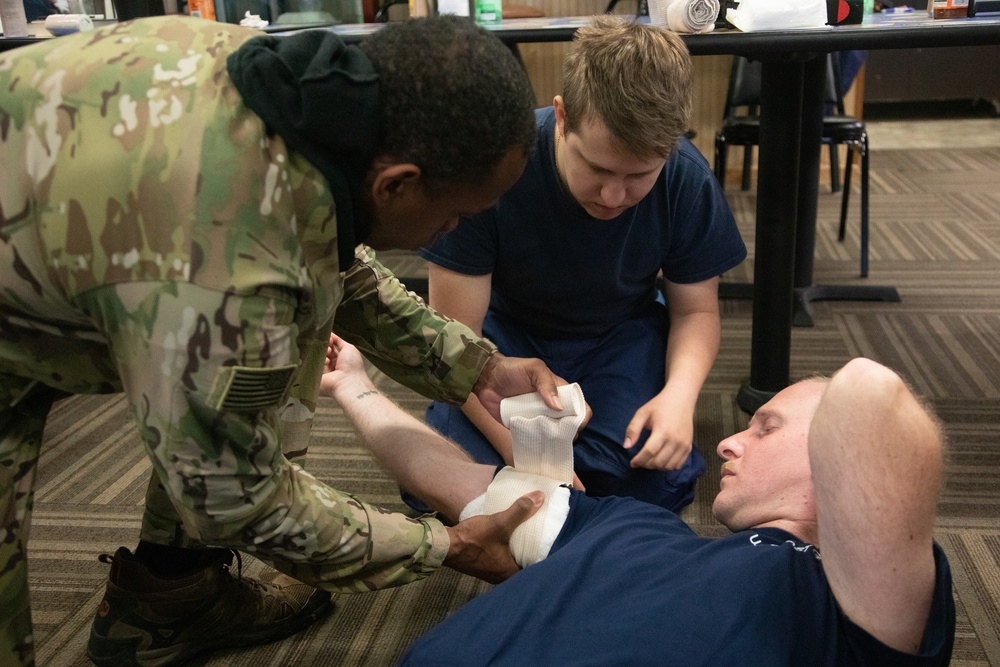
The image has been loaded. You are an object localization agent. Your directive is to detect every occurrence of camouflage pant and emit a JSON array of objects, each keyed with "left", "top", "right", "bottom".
[
  {"left": 0, "top": 370, "right": 297, "bottom": 667},
  {"left": 0, "top": 291, "right": 122, "bottom": 666},
  {"left": 0, "top": 280, "right": 448, "bottom": 667},
  {"left": 0, "top": 379, "right": 66, "bottom": 666},
  {"left": 0, "top": 372, "right": 211, "bottom": 665}
]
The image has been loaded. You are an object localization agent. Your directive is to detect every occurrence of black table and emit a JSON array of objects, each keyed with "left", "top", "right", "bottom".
[
  {"left": 6, "top": 13, "right": 1000, "bottom": 412},
  {"left": 560, "top": 15, "right": 995, "bottom": 410},
  {"left": 680, "top": 13, "right": 1000, "bottom": 412},
  {"left": 329, "top": 12, "right": 1000, "bottom": 412}
]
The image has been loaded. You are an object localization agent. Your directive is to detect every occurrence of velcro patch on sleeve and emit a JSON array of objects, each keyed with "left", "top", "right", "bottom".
[{"left": 210, "top": 365, "right": 297, "bottom": 413}]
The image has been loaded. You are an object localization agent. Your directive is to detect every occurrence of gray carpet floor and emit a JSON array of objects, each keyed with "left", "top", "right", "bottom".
[{"left": 27, "top": 144, "right": 1000, "bottom": 665}]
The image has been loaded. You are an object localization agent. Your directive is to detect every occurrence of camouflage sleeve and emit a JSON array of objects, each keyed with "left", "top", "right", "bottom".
[
  {"left": 333, "top": 245, "right": 497, "bottom": 404},
  {"left": 75, "top": 281, "right": 448, "bottom": 592}
]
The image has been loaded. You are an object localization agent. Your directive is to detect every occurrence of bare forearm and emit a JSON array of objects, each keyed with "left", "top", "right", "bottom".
[
  {"left": 461, "top": 393, "right": 515, "bottom": 464},
  {"left": 331, "top": 377, "right": 492, "bottom": 522},
  {"left": 661, "top": 310, "right": 720, "bottom": 409},
  {"left": 811, "top": 359, "right": 943, "bottom": 538},
  {"left": 321, "top": 335, "right": 537, "bottom": 585},
  {"left": 809, "top": 358, "right": 943, "bottom": 653}
]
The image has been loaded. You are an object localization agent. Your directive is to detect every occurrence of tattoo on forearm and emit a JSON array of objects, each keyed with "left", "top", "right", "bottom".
[{"left": 356, "top": 390, "right": 380, "bottom": 400}]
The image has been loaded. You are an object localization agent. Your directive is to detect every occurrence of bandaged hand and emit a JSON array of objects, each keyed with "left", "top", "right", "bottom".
[{"left": 623, "top": 391, "right": 694, "bottom": 471}]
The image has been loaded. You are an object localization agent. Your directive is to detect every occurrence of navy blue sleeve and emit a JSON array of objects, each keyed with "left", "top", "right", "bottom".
[
  {"left": 837, "top": 542, "right": 956, "bottom": 666},
  {"left": 658, "top": 142, "right": 747, "bottom": 285}
]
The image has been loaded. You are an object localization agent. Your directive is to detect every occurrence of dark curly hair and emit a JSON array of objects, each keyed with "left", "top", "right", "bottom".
[{"left": 359, "top": 16, "right": 537, "bottom": 189}]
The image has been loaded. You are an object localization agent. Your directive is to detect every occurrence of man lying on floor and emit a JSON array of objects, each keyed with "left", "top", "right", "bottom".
[{"left": 320, "top": 334, "right": 956, "bottom": 666}]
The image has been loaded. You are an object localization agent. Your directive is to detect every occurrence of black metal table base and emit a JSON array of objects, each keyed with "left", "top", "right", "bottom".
[
  {"left": 731, "top": 281, "right": 900, "bottom": 413},
  {"left": 721, "top": 281, "right": 901, "bottom": 328},
  {"left": 792, "top": 283, "right": 901, "bottom": 327},
  {"left": 736, "top": 381, "right": 777, "bottom": 414}
]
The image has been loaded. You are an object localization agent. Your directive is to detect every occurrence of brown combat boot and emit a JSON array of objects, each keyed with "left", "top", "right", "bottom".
[{"left": 87, "top": 547, "right": 333, "bottom": 666}]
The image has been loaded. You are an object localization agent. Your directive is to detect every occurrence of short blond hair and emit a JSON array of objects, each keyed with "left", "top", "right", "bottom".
[{"left": 562, "top": 15, "right": 692, "bottom": 158}]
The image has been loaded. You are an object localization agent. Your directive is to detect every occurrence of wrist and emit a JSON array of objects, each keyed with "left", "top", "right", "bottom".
[
  {"left": 443, "top": 525, "right": 462, "bottom": 565},
  {"left": 332, "top": 375, "right": 379, "bottom": 403},
  {"left": 660, "top": 382, "right": 699, "bottom": 413},
  {"left": 471, "top": 351, "right": 502, "bottom": 397}
]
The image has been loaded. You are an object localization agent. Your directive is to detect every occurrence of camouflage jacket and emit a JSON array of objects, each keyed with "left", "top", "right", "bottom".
[{"left": 0, "top": 16, "right": 495, "bottom": 589}]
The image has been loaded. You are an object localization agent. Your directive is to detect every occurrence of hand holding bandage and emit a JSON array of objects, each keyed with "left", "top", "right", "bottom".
[{"left": 461, "top": 384, "right": 587, "bottom": 568}]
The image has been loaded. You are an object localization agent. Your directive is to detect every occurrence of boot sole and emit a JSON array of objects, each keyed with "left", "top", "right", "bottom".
[{"left": 87, "top": 596, "right": 335, "bottom": 667}]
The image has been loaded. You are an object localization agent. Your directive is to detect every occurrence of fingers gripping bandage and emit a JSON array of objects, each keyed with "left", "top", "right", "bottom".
[
  {"left": 483, "top": 469, "right": 570, "bottom": 569},
  {"left": 460, "top": 384, "right": 586, "bottom": 568}
]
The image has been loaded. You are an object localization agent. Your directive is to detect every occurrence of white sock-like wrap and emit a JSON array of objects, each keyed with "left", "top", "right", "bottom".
[{"left": 460, "top": 383, "right": 586, "bottom": 568}]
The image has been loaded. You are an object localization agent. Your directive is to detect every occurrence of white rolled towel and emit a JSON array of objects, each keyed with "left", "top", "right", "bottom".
[
  {"left": 650, "top": 0, "right": 720, "bottom": 34},
  {"left": 45, "top": 13, "right": 93, "bottom": 35}
]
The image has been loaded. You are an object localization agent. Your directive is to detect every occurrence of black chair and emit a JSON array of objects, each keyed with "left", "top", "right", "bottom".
[
  {"left": 714, "top": 55, "right": 872, "bottom": 277},
  {"left": 374, "top": 0, "right": 408, "bottom": 21}
]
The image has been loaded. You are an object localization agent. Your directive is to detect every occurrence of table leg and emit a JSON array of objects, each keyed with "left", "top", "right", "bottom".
[
  {"left": 737, "top": 58, "right": 803, "bottom": 414},
  {"left": 793, "top": 56, "right": 827, "bottom": 297},
  {"left": 791, "top": 55, "right": 900, "bottom": 328}
]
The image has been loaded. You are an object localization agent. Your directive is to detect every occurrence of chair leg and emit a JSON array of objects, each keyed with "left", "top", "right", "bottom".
[
  {"left": 714, "top": 135, "right": 728, "bottom": 187},
  {"left": 839, "top": 148, "right": 853, "bottom": 242},
  {"left": 740, "top": 145, "right": 753, "bottom": 191},
  {"left": 829, "top": 143, "right": 840, "bottom": 193},
  {"left": 860, "top": 133, "right": 870, "bottom": 278}
]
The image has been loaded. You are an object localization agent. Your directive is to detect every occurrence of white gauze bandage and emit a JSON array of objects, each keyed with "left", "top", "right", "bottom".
[{"left": 460, "top": 383, "right": 586, "bottom": 568}]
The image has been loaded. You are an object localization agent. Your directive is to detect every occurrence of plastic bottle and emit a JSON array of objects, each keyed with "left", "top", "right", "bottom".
[
  {"left": 188, "top": 0, "right": 216, "bottom": 20},
  {"left": 929, "top": 0, "right": 969, "bottom": 18},
  {"left": 863, "top": 0, "right": 874, "bottom": 22},
  {"left": 474, "top": 0, "right": 501, "bottom": 24}
]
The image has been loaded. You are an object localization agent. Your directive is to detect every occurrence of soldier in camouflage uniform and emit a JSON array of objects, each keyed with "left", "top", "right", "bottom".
[{"left": 0, "top": 15, "right": 555, "bottom": 667}]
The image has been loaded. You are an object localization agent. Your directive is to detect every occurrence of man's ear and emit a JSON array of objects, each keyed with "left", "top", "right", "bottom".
[
  {"left": 370, "top": 163, "right": 423, "bottom": 204},
  {"left": 553, "top": 95, "right": 566, "bottom": 136}
]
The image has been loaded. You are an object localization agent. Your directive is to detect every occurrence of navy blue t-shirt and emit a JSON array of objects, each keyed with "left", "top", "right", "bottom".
[
  {"left": 399, "top": 494, "right": 955, "bottom": 667},
  {"left": 419, "top": 107, "right": 747, "bottom": 340}
]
